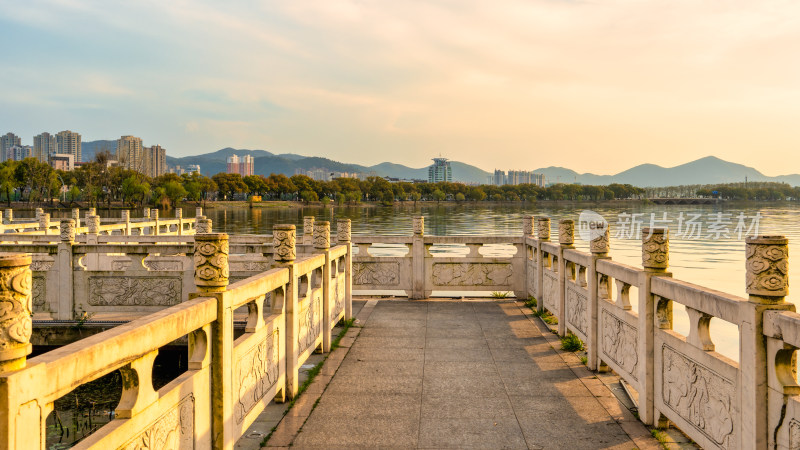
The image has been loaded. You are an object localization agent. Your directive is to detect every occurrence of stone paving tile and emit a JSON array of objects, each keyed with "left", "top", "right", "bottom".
[{"left": 282, "top": 299, "right": 657, "bottom": 450}]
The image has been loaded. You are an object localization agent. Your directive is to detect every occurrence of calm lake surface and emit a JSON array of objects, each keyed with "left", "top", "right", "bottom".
[{"left": 198, "top": 202, "right": 800, "bottom": 361}]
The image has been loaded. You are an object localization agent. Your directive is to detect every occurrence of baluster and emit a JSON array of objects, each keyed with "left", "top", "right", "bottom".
[
  {"left": 116, "top": 351, "right": 158, "bottom": 418},
  {"left": 272, "top": 224, "right": 299, "bottom": 400},
  {"left": 337, "top": 219, "right": 353, "bottom": 320},
  {"left": 314, "top": 221, "right": 332, "bottom": 352}
]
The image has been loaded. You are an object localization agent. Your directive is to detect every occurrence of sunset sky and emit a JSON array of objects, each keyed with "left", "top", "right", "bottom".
[{"left": 1, "top": 1, "right": 799, "bottom": 175}]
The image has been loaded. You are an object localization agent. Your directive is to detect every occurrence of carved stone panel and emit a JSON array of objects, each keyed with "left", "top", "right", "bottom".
[
  {"left": 642, "top": 227, "right": 669, "bottom": 270},
  {"left": 121, "top": 394, "right": 194, "bottom": 450},
  {"left": 527, "top": 262, "right": 536, "bottom": 298},
  {"left": 601, "top": 310, "right": 638, "bottom": 380},
  {"left": 745, "top": 235, "right": 788, "bottom": 297},
  {"left": 88, "top": 277, "right": 181, "bottom": 306},
  {"left": 789, "top": 419, "right": 800, "bottom": 449},
  {"left": 566, "top": 285, "right": 588, "bottom": 335},
  {"left": 333, "top": 275, "right": 345, "bottom": 319},
  {"left": 431, "top": 263, "right": 513, "bottom": 287},
  {"left": 353, "top": 262, "right": 399, "bottom": 286},
  {"left": 32, "top": 275, "right": 46, "bottom": 312},
  {"left": 235, "top": 330, "right": 280, "bottom": 424},
  {"left": 542, "top": 271, "right": 558, "bottom": 311},
  {"left": 662, "top": 345, "right": 735, "bottom": 448},
  {"left": 145, "top": 260, "right": 184, "bottom": 271},
  {"left": 230, "top": 261, "right": 270, "bottom": 272},
  {"left": 298, "top": 294, "right": 321, "bottom": 355}
]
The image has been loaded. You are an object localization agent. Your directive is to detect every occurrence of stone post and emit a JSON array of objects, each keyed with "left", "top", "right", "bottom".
[
  {"left": 87, "top": 207, "right": 96, "bottom": 219},
  {"left": 303, "top": 216, "right": 315, "bottom": 246},
  {"left": 151, "top": 209, "right": 159, "bottom": 236},
  {"left": 196, "top": 217, "right": 212, "bottom": 234},
  {"left": 523, "top": 215, "right": 535, "bottom": 236},
  {"left": 3, "top": 209, "right": 12, "bottom": 224},
  {"left": 192, "top": 233, "right": 230, "bottom": 448},
  {"left": 72, "top": 208, "right": 80, "bottom": 228},
  {"left": 121, "top": 210, "right": 131, "bottom": 235},
  {"left": 142, "top": 208, "right": 150, "bottom": 219},
  {"left": 557, "top": 220, "right": 574, "bottom": 336},
  {"left": 196, "top": 207, "right": 203, "bottom": 218},
  {"left": 56, "top": 220, "right": 75, "bottom": 320},
  {"left": 338, "top": 219, "right": 353, "bottom": 320},
  {"left": 272, "top": 225, "right": 299, "bottom": 399},
  {"left": 35, "top": 208, "right": 43, "bottom": 221},
  {"left": 535, "top": 218, "right": 550, "bottom": 313},
  {"left": 741, "top": 236, "right": 792, "bottom": 449},
  {"left": 314, "top": 221, "right": 332, "bottom": 352},
  {"left": 87, "top": 215, "right": 100, "bottom": 235},
  {"left": 639, "top": 227, "right": 671, "bottom": 426},
  {"left": 587, "top": 226, "right": 610, "bottom": 371},
  {"left": 411, "top": 216, "right": 426, "bottom": 299},
  {"left": 0, "top": 254, "right": 33, "bottom": 373},
  {"left": 86, "top": 216, "right": 100, "bottom": 269},
  {"left": 38, "top": 213, "right": 50, "bottom": 235},
  {"left": 175, "top": 208, "right": 183, "bottom": 236}
]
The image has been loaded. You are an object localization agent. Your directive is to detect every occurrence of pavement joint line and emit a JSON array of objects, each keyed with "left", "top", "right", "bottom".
[
  {"left": 260, "top": 301, "right": 374, "bottom": 448},
  {"left": 513, "top": 300, "right": 662, "bottom": 450}
]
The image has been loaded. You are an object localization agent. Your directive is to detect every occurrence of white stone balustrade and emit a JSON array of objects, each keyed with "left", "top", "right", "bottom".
[{"left": 0, "top": 208, "right": 199, "bottom": 237}]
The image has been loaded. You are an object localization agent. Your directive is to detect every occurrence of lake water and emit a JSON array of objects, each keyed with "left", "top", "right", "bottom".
[{"left": 199, "top": 202, "right": 800, "bottom": 361}]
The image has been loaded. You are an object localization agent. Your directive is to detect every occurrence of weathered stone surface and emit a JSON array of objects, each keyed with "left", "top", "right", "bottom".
[
  {"left": 0, "top": 254, "right": 32, "bottom": 371},
  {"left": 193, "top": 233, "right": 229, "bottom": 292},
  {"left": 601, "top": 310, "right": 638, "bottom": 380},
  {"left": 353, "top": 262, "right": 399, "bottom": 285},
  {"left": 745, "top": 235, "right": 788, "bottom": 297},
  {"left": 590, "top": 227, "right": 610, "bottom": 254},
  {"left": 537, "top": 217, "right": 550, "bottom": 240},
  {"left": 337, "top": 219, "right": 351, "bottom": 243},
  {"left": 431, "top": 263, "right": 512, "bottom": 286},
  {"left": 88, "top": 276, "right": 182, "bottom": 306},
  {"left": 235, "top": 330, "right": 280, "bottom": 424},
  {"left": 413, "top": 216, "right": 424, "bottom": 236},
  {"left": 120, "top": 394, "right": 194, "bottom": 449},
  {"left": 559, "top": 219, "right": 574, "bottom": 246},
  {"left": 60, "top": 219, "right": 76, "bottom": 242},
  {"left": 523, "top": 215, "right": 535, "bottom": 236},
  {"left": 313, "top": 221, "right": 330, "bottom": 249},
  {"left": 642, "top": 227, "right": 669, "bottom": 270},
  {"left": 273, "top": 225, "right": 296, "bottom": 262}
]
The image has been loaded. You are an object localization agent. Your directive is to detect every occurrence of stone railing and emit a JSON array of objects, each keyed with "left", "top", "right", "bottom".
[
  {"left": 0, "top": 223, "right": 352, "bottom": 449},
  {"left": 0, "top": 207, "right": 200, "bottom": 237},
  {"left": 527, "top": 216, "right": 796, "bottom": 449},
  {"left": 352, "top": 216, "right": 526, "bottom": 298},
  {"left": 0, "top": 217, "right": 351, "bottom": 323}
]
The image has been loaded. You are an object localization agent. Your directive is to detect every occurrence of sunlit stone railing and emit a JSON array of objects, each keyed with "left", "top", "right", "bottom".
[
  {"left": 352, "top": 216, "right": 527, "bottom": 298},
  {"left": 528, "top": 217, "right": 797, "bottom": 450},
  {"left": 0, "top": 224, "right": 351, "bottom": 449},
  {"left": 0, "top": 207, "right": 198, "bottom": 237}
]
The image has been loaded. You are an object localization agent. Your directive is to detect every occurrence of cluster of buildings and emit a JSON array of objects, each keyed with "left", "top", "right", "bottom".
[
  {"left": 1, "top": 130, "right": 82, "bottom": 168},
  {"left": 0, "top": 131, "right": 168, "bottom": 178},
  {"left": 293, "top": 168, "right": 367, "bottom": 182},
  {"left": 491, "top": 169, "right": 546, "bottom": 187},
  {"left": 226, "top": 154, "right": 255, "bottom": 177}
]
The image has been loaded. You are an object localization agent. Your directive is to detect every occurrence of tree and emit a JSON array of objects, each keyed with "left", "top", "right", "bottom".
[
  {"left": 212, "top": 173, "right": 246, "bottom": 200},
  {"left": 300, "top": 190, "right": 319, "bottom": 204},
  {"left": 432, "top": 189, "right": 446, "bottom": 203}
]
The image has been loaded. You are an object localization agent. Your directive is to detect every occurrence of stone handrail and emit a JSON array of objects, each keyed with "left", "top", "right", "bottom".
[
  {"left": 526, "top": 216, "right": 795, "bottom": 450},
  {"left": 0, "top": 221, "right": 353, "bottom": 449}
]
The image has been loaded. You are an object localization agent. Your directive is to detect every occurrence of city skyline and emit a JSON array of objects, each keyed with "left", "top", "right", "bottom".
[{"left": 1, "top": 1, "right": 799, "bottom": 176}]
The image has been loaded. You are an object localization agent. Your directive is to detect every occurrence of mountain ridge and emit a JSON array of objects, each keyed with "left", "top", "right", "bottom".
[{"left": 79, "top": 142, "right": 800, "bottom": 187}]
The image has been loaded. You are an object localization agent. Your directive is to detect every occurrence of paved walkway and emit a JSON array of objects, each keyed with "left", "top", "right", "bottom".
[{"left": 282, "top": 299, "right": 659, "bottom": 449}]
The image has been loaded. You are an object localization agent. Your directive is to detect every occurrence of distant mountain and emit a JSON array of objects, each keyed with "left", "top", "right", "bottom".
[
  {"left": 534, "top": 156, "right": 800, "bottom": 187},
  {"left": 79, "top": 141, "right": 800, "bottom": 187}
]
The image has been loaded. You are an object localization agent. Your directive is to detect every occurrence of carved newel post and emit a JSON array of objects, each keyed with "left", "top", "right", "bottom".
[
  {"left": 3, "top": 209, "right": 12, "bottom": 224},
  {"left": 60, "top": 219, "right": 76, "bottom": 243},
  {"left": 142, "top": 208, "right": 150, "bottom": 219},
  {"left": 35, "top": 208, "right": 43, "bottom": 221},
  {"left": 193, "top": 233, "right": 229, "bottom": 293},
  {"left": 413, "top": 216, "right": 424, "bottom": 236},
  {"left": 411, "top": 216, "right": 425, "bottom": 299},
  {"left": 72, "top": 208, "right": 80, "bottom": 228},
  {"left": 523, "top": 215, "right": 535, "bottom": 236},
  {"left": 313, "top": 221, "right": 331, "bottom": 250},
  {"left": 121, "top": 210, "right": 131, "bottom": 235},
  {"left": 338, "top": 219, "right": 353, "bottom": 320},
  {"left": 556, "top": 220, "right": 574, "bottom": 336},
  {"left": 196, "top": 207, "right": 203, "bottom": 217},
  {"left": 87, "top": 207, "right": 96, "bottom": 218},
  {"left": 742, "top": 235, "right": 791, "bottom": 449},
  {"left": 587, "top": 222, "right": 610, "bottom": 372},
  {"left": 590, "top": 227, "right": 610, "bottom": 256},
  {"left": 175, "top": 208, "right": 182, "bottom": 219},
  {"left": 303, "top": 216, "right": 315, "bottom": 245},
  {"left": 0, "top": 254, "right": 33, "bottom": 373},
  {"left": 273, "top": 225, "right": 297, "bottom": 264},
  {"left": 151, "top": 208, "right": 159, "bottom": 236},
  {"left": 38, "top": 213, "right": 50, "bottom": 234},
  {"left": 537, "top": 217, "right": 550, "bottom": 240},
  {"left": 196, "top": 217, "right": 212, "bottom": 234},
  {"left": 87, "top": 215, "right": 100, "bottom": 235},
  {"left": 642, "top": 228, "right": 669, "bottom": 272}
]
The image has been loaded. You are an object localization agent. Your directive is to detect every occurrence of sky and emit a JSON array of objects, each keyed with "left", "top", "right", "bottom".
[{"left": 1, "top": 0, "right": 799, "bottom": 175}]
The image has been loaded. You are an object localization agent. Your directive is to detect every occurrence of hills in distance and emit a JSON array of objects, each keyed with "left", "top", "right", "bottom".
[{"left": 81, "top": 141, "right": 799, "bottom": 187}]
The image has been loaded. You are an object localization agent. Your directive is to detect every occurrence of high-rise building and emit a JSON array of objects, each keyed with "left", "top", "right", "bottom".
[
  {"left": 116, "top": 135, "right": 144, "bottom": 172},
  {"left": 186, "top": 164, "right": 201, "bottom": 175},
  {"left": 226, "top": 154, "right": 254, "bottom": 176},
  {"left": 6, "top": 145, "right": 32, "bottom": 161},
  {"left": 56, "top": 130, "right": 81, "bottom": 163},
  {"left": 428, "top": 157, "right": 452, "bottom": 183},
  {"left": 1, "top": 133, "right": 21, "bottom": 162},
  {"left": 144, "top": 145, "right": 167, "bottom": 178},
  {"left": 492, "top": 169, "right": 545, "bottom": 187},
  {"left": 33, "top": 132, "right": 57, "bottom": 162},
  {"left": 50, "top": 153, "right": 75, "bottom": 171}
]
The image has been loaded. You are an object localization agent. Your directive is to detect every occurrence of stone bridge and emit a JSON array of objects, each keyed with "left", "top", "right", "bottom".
[{"left": 0, "top": 213, "right": 797, "bottom": 449}]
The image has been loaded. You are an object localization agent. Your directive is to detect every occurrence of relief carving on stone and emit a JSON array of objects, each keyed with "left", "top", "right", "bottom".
[
  {"left": 231, "top": 261, "right": 270, "bottom": 272},
  {"left": 353, "top": 262, "right": 399, "bottom": 286},
  {"left": 559, "top": 220, "right": 574, "bottom": 246},
  {"left": 431, "top": 263, "right": 513, "bottom": 286},
  {"left": 0, "top": 256, "right": 33, "bottom": 357},
  {"left": 333, "top": 276, "right": 345, "bottom": 319},
  {"left": 88, "top": 277, "right": 181, "bottom": 306},
  {"left": 642, "top": 228, "right": 669, "bottom": 270},
  {"left": 32, "top": 275, "right": 46, "bottom": 310},
  {"left": 542, "top": 271, "right": 558, "bottom": 311},
  {"left": 745, "top": 236, "right": 788, "bottom": 297},
  {"left": 537, "top": 218, "right": 551, "bottom": 240},
  {"left": 30, "top": 260, "right": 54, "bottom": 272},
  {"left": 193, "top": 235, "right": 229, "bottom": 288},
  {"left": 145, "top": 260, "right": 183, "bottom": 271},
  {"left": 527, "top": 263, "right": 536, "bottom": 298},
  {"left": 590, "top": 228, "right": 610, "bottom": 254},
  {"left": 662, "top": 345, "right": 735, "bottom": 448},
  {"left": 273, "top": 226, "right": 296, "bottom": 262},
  {"left": 523, "top": 216, "right": 535, "bottom": 236},
  {"left": 789, "top": 419, "right": 800, "bottom": 449},
  {"left": 298, "top": 295, "right": 321, "bottom": 355},
  {"left": 60, "top": 219, "right": 76, "bottom": 242},
  {"left": 313, "top": 222, "right": 330, "bottom": 249},
  {"left": 337, "top": 219, "right": 351, "bottom": 243},
  {"left": 235, "top": 330, "right": 279, "bottom": 424},
  {"left": 601, "top": 310, "right": 638, "bottom": 380},
  {"left": 566, "top": 286, "right": 588, "bottom": 335},
  {"left": 122, "top": 394, "right": 194, "bottom": 450}
]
